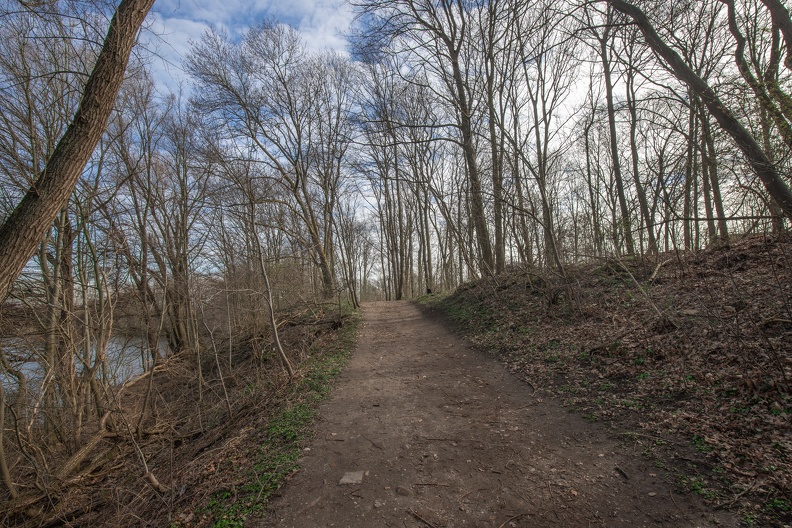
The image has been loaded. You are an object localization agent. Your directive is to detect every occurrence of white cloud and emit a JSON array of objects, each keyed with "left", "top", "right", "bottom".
[
  {"left": 141, "top": 0, "right": 353, "bottom": 91},
  {"left": 299, "top": 1, "right": 352, "bottom": 54},
  {"left": 141, "top": 14, "right": 212, "bottom": 92}
]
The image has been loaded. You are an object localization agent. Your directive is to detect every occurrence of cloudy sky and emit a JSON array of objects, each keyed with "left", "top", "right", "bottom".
[{"left": 143, "top": 0, "right": 354, "bottom": 90}]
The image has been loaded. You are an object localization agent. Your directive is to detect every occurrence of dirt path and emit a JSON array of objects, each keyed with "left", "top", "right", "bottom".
[{"left": 255, "top": 301, "right": 735, "bottom": 527}]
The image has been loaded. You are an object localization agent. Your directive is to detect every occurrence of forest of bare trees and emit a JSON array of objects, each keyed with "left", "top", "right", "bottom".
[{"left": 0, "top": 0, "right": 790, "bottom": 519}]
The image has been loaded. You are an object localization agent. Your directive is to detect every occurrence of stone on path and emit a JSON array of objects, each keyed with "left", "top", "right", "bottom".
[{"left": 339, "top": 471, "right": 364, "bottom": 485}]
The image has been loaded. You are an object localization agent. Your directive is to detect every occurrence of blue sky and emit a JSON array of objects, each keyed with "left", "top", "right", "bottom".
[{"left": 143, "top": 0, "right": 353, "bottom": 90}]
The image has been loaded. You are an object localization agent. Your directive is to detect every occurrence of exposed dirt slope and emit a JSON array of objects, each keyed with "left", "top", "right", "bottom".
[
  {"left": 253, "top": 301, "right": 735, "bottom": 527},
  {"left": 425, "top": 234, "right": 792, "bottom": 527}
]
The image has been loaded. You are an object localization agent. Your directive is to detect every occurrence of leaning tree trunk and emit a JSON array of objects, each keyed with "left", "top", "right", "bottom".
[
  {"left": 0, "top": 0, "right": 155, "bottom": 302},
  {"left": 609, "top": 0, "right": 792, "bottom": 222}
]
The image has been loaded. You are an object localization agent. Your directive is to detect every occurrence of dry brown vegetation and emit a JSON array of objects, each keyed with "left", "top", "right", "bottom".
[
  {"left": 1, "top": 307, "right": 356, "bottom": 528},
  {"left": 423, "top": 234, "right": 792, "bottom": 527}
]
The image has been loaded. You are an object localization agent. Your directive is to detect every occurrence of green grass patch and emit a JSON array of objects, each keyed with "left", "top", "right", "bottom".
[
  {"left": 414, "top": 291, "right": 449, "bottom": 308},
  {"left": 203, "top": 311, "right": 360, "bottom": 527},
  {"left": 765, "top": 498, "right": 791, "bottom": 513}
]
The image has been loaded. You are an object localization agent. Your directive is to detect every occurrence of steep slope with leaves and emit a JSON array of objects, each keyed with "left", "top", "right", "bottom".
[{"left": 421, "top": 234, "right": 792, "bottom": 527}]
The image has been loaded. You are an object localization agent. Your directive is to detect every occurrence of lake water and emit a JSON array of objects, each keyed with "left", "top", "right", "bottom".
[{"left": 0, "top": 335, "right": 168, "bottom": 390}]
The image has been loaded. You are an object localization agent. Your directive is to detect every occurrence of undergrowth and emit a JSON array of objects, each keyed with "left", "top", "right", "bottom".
[{"left": 199, "top": 311, "right": 360, "bottom": 527}]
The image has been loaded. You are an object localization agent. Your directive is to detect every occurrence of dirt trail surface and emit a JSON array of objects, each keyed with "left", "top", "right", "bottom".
[{"left": 255, "top": 301, "right": 735, "bottom": 527}]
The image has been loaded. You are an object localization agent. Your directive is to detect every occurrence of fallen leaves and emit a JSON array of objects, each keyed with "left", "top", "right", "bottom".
[{"left": 433, "top": 234, "right": 792, "bottom": 527}]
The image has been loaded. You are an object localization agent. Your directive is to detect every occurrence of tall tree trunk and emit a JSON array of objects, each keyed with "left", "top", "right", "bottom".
[
  {"left": 484, "top": 19, "right": 506, "bottom": 274},
  {"left": 683, "top": 100, "right": 696, "bottom": 250},
  {"left": 450, "top": 50, "right": 494, "bottom": 274},
  {"left": 584, "top": 117, "right": 603, "bottom": 256},
  {"left": 701, "top": 113, "right": 729, "bottom": 242},
  {"left": 701, "top": 128, "right": 718, "bottom": 243},
  {"left": 760, "top": 105, "right": 788, "bottom": 233},
  {"left": 626, "top": 66, "right": 657, "bottom": 254},
  {"left": 598, "top": 16, "right": 635, "bottom": 255}
]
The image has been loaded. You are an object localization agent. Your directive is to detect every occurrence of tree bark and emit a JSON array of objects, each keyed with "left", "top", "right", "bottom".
[
  {"left": 701, "top": 112, "right": 729, "bottom": 241},
  {"left": 482, "top": 2, "right": 506, "bottom": 274},
  {"left": 0, "top": 0, "right": 155, "bottom": 302},
  {"left": 625, "top": 62, "right": 657, "bottom": 254},
  {"left": 0, "top": 365, "right": 17, "bottom": 498},
  {"left": 722, "top": 0, "right": 792, "bottom": 150},
  {"left": 683, "top": 100, "right": 696, "bottom": 250},
  {"left": 450, "top": 48, "right": 495, "bottom": 274}
]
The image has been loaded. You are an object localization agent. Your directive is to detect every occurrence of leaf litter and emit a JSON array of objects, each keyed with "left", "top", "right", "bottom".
[{"left": 427, "top": 234, "right": 792, "bottom": 527}]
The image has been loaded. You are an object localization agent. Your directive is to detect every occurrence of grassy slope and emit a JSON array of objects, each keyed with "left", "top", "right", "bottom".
[{"left": 419, "top": 235, "right": 792, "bottom": 527}]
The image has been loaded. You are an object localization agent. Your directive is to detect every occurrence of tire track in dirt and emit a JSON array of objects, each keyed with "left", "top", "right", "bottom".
[{"left": 254, "top": 301, "right": 735, "bottom": 527}]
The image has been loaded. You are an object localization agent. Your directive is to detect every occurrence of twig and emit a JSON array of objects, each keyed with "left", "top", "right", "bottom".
[
  {"left": 146, "top": 471, "right": 167, "bottom": 493},
  {"left": 520, "top": 378, "right": 536, "bottom": 393},
  {"left": 362, "top": 435, "right": 383, "bottom": 450},
  {"left": 586, "top": 328, "right": 632, "bottom": 357},
  {"left": 613, "top": 258, "right": 666, "bottom": 320},
  {"left": 614, "top": 431, "right": 668, "bottom": 442},
  {"left": 201, "top": 313, "right": 232, "bottom": 416},
  {"left": 407, "top": 508, "right": 438, "bottom": 528},
  {"left": 715, "top": 481, "right": 756, "bottom": 510},
  {"left": 648, "top": 258, "right": 672, "bottom": 283},
  {"left": 668, "top": 489, "right": 682, "bottom": 511},
  {"left": 459, "top": 488, "right": 487, "bottom": 502},
  {"left": 498, "top": 512, "right": 530, "bottom": 528},
  {"left": 759, "top": 317, "right": 792, "bottom": 327},
  {"left": 459, "top": 490, "right": 475, "bottom": 501},
  {"left": 614, "top": 466, "right": 630, "bottom": 479}
]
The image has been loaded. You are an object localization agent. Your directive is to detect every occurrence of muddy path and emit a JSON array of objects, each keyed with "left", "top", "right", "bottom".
[{"left": 254, "top": 301, "right": 735, "bottom": 527}]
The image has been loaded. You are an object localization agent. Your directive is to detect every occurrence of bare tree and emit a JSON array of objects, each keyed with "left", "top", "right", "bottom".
[
  {"left": 187, "top": 23, "right": 351, "bottom": 298},
  {"left": 353, "top": 0, "right": 496, "bottom": 275},
  {"left": 586, "top": 4, "right": 636, "bottom": 255}
]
